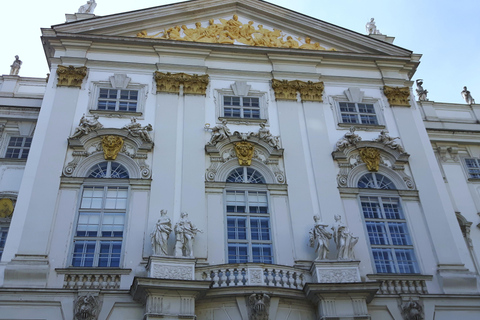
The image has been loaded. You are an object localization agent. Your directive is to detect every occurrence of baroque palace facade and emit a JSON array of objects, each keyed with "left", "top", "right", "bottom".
[{"left": 0, "top": 0, "right": 479, "bottom": 319}]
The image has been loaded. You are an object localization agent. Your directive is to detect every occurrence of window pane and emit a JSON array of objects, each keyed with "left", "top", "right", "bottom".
[
  {"left": 366, "top": 221, "right": 388, "bottom": 245},
  {"left": 5, "top": 137, "right": 32, "bottom": 159},
  {"left": 395, "top": 248, "right": 418, "bottom": 273},
  {"left": 361, "top": 197, "right": 382, "bottom": 218},
  {"left": 76, "top": 212, "right": 100, "bottom": 237},
  {"left": 372, "top": 248, "right": 395, "bottom": 273},
  {"left": 228, "top": 244, "right": 248, "bottom": 263},
  {"left": 252, "top": 244, "right": 273, "bottom": 263},
  {"left": 72, "top": 241, "right": 96, "bottom": 267},
  {"left": 382, "top": 197, "right": 403, "bottom": 219},
  {"left": 389, "top": 222, "right": 411, "bottom": 245},
  {"left": 227, "top": 217, "right": 247, "bottom": 240},
  {"left": 250, "top": 218, "right": 270, "bottom": 241}
]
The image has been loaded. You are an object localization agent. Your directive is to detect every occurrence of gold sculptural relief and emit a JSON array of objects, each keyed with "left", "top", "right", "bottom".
[
  {"left": 56, "top": 65, "right": 87, "bottom": 88},
  {"left": 383, "top": 86, "right": 411, "bottom": 107},
  {"left": 0, "top": 198, "right": 14, "bottom": 218},
  {"left": 272, "top": 79, "right": 324, "bottom": 102},
  {"left": 154, "top": 72, "right": 209, "bottom": 95},
  {"left": 102, "top": 135, "right": 124, "bottom": 160},
  {"left": 234, "top": 141, "right": 254, "bottom": 166},
  {"left": 359, "top": 147, "right": 381, "bottom": 172},
  {"left": 137, "top": 15, "right": 337, "bottom": 51}
]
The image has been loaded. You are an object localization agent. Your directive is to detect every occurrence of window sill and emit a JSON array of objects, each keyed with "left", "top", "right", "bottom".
[
  {"left": 0, "top": 158, "right": 27, "bottom": 163},
  {"left": 90, "top": 110, "right": 143, "bottom": 118},
  {"left": 219, "top": 117, "right": 267, "bottom": 125},
  {"left": 337, "top": 123, "right": 385, "bottom": 131},
  {"left": 467, "top": 178, "right": 480, "bottom": 183},
  {"left": 56, "top": 267, "right": 132, "bottom": 274}
]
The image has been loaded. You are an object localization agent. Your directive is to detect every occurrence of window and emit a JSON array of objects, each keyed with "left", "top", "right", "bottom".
[
  {"left": 358, "top": 173, "right": 419, "bottom": 274},
  {"left": 97, "top": 89, "right": 138, "bottom": 112},
  {"left": 465, "top": 158, "right": 480, "bottom": 179},
  {"left": 225, "top": 168, "right": 272, "bottom": 264},
  {"left": 223, "top": 96, "right": 260, "bottom": 119},
  {"left": 0, "top": 223, "right": 8, "bottom": 259},
  {"left": 71, "top": 162, "right": 129, "bottom": 268},
  {"left": 339, "top": 102, "right": 378, "bottom": 125},
  {"left": 5, "top": 136, "right": 32, "bottom": 159}
]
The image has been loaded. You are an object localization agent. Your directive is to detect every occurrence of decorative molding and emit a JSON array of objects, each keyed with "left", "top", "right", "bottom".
[
  {"left": 154, "top": 72, "right": 209, "bottom": 95},
  {"left": 137, "top": 15, "right": 335, "bottom": 51},
  {"left": 0, "top": 198, "right": 14, "bottom": 218},
  {"left": 248, "top": 293, "right": 270, "bottom": 320},
  {"left": 400, "top": 297, "right": 424, "bottom": 320},
  {"left": 101, "top": 135, "right": 124, "bottom": 160},
  {"left": 152, "top": 264, "right": 194, "bottom": 280},
  {"left": 56, "top": 65, "right": 87, "bottom": 88},
  {"left": 271, "top": 79, "right": 324, "bottom": 102},
  {"left": 437, "top": 146, "right": 459, "bottom": 163},
  {"left": 383, "top": 86, "right": 411, "bottom": 107},
  {"left": 316, "top": 269, "right": 359, "bottom": 283},
  {"left": 359, "top": 147, "right": 380, "bottom": 172},
  {"left": 234, "top": 141, "right": 254, "bottom": 166},
  {"left": 74, "top": 294, "right": 100, "bottom": 320}
]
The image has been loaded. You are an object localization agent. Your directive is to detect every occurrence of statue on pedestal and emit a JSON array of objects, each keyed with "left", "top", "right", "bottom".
[
  {"left": 174, "top": 212, "right": 202, "bottom": 258},
  {"left": 415, "top": 79, "right": 428, "bottom": 101},
  {"left": 461, "top": 86, "right": 475, "bottom": 105},
  {"left": 309, "top": 215, "right": 332, "bottom": 260},
  {"left": 78, "top": 0, "right": 97, "bottom": 14},
  {"left": 9, "top": 55, "right": 22, "bottom": 76},
  {"left": 331, "top": 215, "right": 358, "bottom": 260},
  {"left": 151, "top": 210, "right": 172, "bottom": 256},
  {"left": 365, "top": 18, "right": 381, "bottom": 35}
]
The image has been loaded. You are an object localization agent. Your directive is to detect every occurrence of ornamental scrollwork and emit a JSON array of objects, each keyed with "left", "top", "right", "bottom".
[
  {"left": 154, "top": 72, "right": 209, "bottom": 95},
  {"left": 383, "top": 86, "right": 411, "bottom": 107},
  {"left": 57, "top": 65, "right": 87, "bottom": 88}
]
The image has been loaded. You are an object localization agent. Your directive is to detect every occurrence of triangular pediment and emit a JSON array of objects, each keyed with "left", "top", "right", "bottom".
[{"left": 49, "top": 0, "right": 412, "bottom": 56}]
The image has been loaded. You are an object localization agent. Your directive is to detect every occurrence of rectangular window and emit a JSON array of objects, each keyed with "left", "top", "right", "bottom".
[
  {"left": 97, "top": 89, "right": 138, "bottom": 112},
  {"left": 5, "top": 136, "right": 32, "bottom": 159},
  {"left": 223, "top": 96, "right": 260, "bottom": 119},
  {"left": 465, "top": 158, "right": 480, "bottom": 179},
  {"left": 72, "top": 186, "right": 127, "bottom": 267},
  {"left": 0, "top": 224, "right": 9, "bottom": 259},
  {"left": 339, "top": 102, "right": 378, "bottom": 125},
  {"left": 361, "top": 196, "right": 419, "bottom": 274},
  {"left": 226, "top": 190, "right": 272, "bottom": 263}
]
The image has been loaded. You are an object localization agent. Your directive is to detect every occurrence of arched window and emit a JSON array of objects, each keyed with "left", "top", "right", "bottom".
[
  {"left": 358, "top": 173, "right": 395, "bottom": 189},
  {"left": 357, "top": 172, "right": 419, "bottom": 274},
  {"left": 225, "top": 167, "right": 272, "bottom": 264},
  {"left": 226, "top": 167, "right": 265, "bottom": 184},
  {"left": 71, "top": 161, "right": 129, "bottom": 268},
  {"left": 87, "top": 161, "right": 129, "bottom": 179}
]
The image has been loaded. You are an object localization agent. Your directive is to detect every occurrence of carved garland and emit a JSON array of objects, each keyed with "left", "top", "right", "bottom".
[
  {"left": 383, "top": 86, "right": 411, "bottom": 107},
  {"left": 154, "top": 72, "right": 209, "bottom": 95},
  {"left": 56, "top": 65, "right": 87, "bottom": 88},
  {"left": 271, "top": 79, "right": 324, "bottom": 102}
]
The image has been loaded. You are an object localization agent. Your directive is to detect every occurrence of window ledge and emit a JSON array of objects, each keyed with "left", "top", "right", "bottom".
[
  {"left": 0, "top": 158, "right": 27, "bottom": 163},
  {"left": 56, "top": 267, "right": 132, "bottom": 274},
  {"left": 90, "top": 110, "right": 143, "bottom": 118},
  {"left": 467, "top": 178, "right": 480, "bottom": 183},
  {"left": 337, "top": 123, "right": 385, "bottom": 131},
  {"left": 219, "top": 117, "right": 267, "bottom": 125},
  {"left": 367, "top": 274, "right": 433, "bottom": 281}
]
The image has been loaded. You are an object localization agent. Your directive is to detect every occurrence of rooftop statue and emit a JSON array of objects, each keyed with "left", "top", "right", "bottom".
[
  {"left": 136, "top": 15, "right": 335, "bottom": 51},
  {"left": 415, "top": 79, "right": 428, "bottom": 101},
  {"left": 77, "top": 0, "right": 97, "bottom": 14},
  {"left": 365, "top": 18, "right": 381, "bottom": 35},
  {"left": 461, "top": 86, "right": 475, "bottom": 105},
  {"left": 9, "top": 55, "right": 22, "bottom": 76}
]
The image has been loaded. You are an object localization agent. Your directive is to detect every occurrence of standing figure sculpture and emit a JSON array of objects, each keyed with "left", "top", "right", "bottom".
[
  {"left": 151, "top": 210, "right": 172, "bottom": 256},
  {"left": 331, "top": 215, "right": 358, "bottom": 260},
  {"left": 174, "top": 212, "right": 202, "bottom": 258},
  {"left": 9, "top": 55, "right": 22, "bottom": 76},
  {"left": 365, "top": 18, "right": 380, "bottom": 35},
  {"left": 78, "top": 0, "right": 97, "bottom": 14},
  {"left": 415, "top": 79, "right": 428, "bottom": 101},
  {"left": 461, "top": 86, "right": 475, "bottom": 104},
  {"left": 205, "top": 119, "right": 231, "bottom": 146},
  {"left": 309, "top": 215, "right": 332, "bottom": 260}
]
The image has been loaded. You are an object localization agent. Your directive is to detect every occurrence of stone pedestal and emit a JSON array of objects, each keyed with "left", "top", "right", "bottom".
[
  {"left": 310, "top": 260, "right": 361, "bottom": 283},
  {"left": 147, "top": 256, "right": 195, "bottom": 280}
]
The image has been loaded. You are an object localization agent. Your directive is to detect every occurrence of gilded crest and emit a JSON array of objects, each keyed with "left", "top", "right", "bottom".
[
  {"left": 234, "top": 141, "right": 254, "bottom": 166},
  {"left": 0, "top": 198, "right": 14, "bottom": 218},
  {"left": 359, "top": 147, "right": 380, "bottom": 172},
  {"left": 102, "top": 135, "right": 124, "bottom": 160}
]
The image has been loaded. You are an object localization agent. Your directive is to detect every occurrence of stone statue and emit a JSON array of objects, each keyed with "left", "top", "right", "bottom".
[
  {"left": 461, "top": 86, "right": 475, "bottom": 104},
  {"left": 335, "top": 127, "right": 361, "bottom": 151},
  {"left": 248, "top": 293, "right": 270, "bottom": 320},
  {"left": 309, "top": 215, "right": 332, "bottom": 260},
  {"left": 401, "top": 298, "right": 424, "bottom": 320},
  {"left": 70, "top": 114, "right": 103, "bottom": 139},
  {"left": 256, "top": 123, "right": 280, "bottom": 148},
  {"left": 205, "top": 119, "right": 231, "bottom": 146},
  {"left": 374, "top": 130, "right": 405, "bottom": 153},
  {"left": 331, "top": 215, "right": 358, "bottom": 260},
  {"left": 365, "top": 18, "right": 381, "bottom": 35},
  {"left": 9, "top": 55, "right": 22, "bottom": 76},
  {"left": 174, "top": 212, "right": 202, "bottom": 258},
  {"left": 74, "top": 294, "right": 100, "bottom": 320},
  {"left": 415, "top": 79, "right": 428, "bottom": 101},
  {"left": 123, "top": 117, "right": 153, "bottom": 143},
  {"left": 151, "top": 210, "right": 172, "bottom": 256},
  {"left": 77, "top": 0, "right": 97, "bottom": 14}
]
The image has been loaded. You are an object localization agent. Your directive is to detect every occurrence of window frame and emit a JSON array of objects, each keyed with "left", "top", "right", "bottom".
[
  {"left": 464, "top": 157, "right": 480, "bottom": 180},
  {"left": 97, "top": 88, "right": 139, "bottom": 113},
  {"left": 216, "top": 89, "right": 268, "bottom": 124},
  {"left": 333, "top": 98, "right": 385, "bottom": 129},
  {"left": 4, "top": 136, "right": 33, "bottom": 159},
  {"left": 222, "top": 95, "right": 261, "bottom": 120}
]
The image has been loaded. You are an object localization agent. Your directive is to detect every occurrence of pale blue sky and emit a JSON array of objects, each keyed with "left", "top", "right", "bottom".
[{"left": 1, "top": 0, "right": 478, "bottom": 104}]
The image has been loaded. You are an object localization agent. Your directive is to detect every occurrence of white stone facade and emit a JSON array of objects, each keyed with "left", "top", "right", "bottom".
[{"left": 0, "top": 0, "right": 479, "bottom": 319}]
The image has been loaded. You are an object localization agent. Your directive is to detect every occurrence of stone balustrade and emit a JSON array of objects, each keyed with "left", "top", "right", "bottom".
[
  {"left": 196, "top": 264, "right": 310, "bottom": 290},
  {"left": 367, "top": 275, "right": 432, "bottom": 295},
  {"left": 57, "top": 268, "right": 131, "bottom": 289}
]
